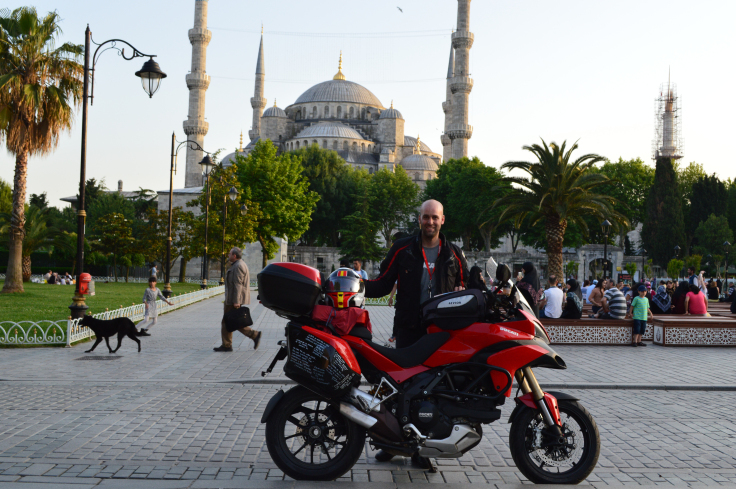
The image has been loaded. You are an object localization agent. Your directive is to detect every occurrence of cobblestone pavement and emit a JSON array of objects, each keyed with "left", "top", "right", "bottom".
[{"left": 1, "top": 298, "right": 735, "bottom": 487}]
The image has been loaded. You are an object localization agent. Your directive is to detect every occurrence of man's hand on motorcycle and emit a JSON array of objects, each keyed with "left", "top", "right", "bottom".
[{"left": 454, "top": 286, "right": 465, "bottom": 291}]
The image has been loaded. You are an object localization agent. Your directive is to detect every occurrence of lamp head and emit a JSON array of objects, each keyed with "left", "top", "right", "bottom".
[
  {"left": 601, "top": 219, "right": 612, "bottom": 235},
  {"left": 240, "top": 204, "right": 248, "bottom": 216},
  {"left": 199, "top": 155, "right": 214, "bottom": 175},
  {"left": 228, "top": 186, "right": 239, "bottom": 201},
  {"left": 135, "top": 57, "right": 167, "bottom": 98}
]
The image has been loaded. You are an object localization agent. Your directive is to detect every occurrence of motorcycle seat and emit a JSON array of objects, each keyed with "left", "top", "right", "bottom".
[{"left": 365, "top": 332, "right": 450, "bottom": 368}]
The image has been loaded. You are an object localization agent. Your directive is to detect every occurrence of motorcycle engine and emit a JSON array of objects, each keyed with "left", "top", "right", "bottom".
[{"left": 410, "top": 399, "right": 453, "bottom": 440}]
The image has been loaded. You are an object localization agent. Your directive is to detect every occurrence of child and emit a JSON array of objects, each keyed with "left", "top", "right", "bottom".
[
  {"left": 626, "top": 285, "right": 653, "bottom": 347},
  {"left": 138, "top": 277, "right": 172, "bottom": 335}
]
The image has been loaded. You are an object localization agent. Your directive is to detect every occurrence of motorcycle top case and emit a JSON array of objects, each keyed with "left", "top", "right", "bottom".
[
  {"left": 283, "top": 323, "right": 360, "bottom": 399},
  {"left": 257, "top": 263, "right": 322, "bottom": 317},
  {"left": 421, "top": 289, "right": 486, "bottom": 330}
]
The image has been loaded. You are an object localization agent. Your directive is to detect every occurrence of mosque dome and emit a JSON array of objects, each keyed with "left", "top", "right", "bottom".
[
  {"left": 379, "top": 102, "right": 403, "bottom": 120},
  {"left": 294, "top": 80, "right": 383, "bottom": 108},
  {"left": 294, "top": 122, "right": 365, "bottom": 140},
  {"left": 262, "top": 103, "right": 287, "bottom": 118},
  {"left": 404, "top": 135, "right": 433, "bottom": 154},
  {"left": 400, "top": 154, "right": 439, "bottom": 171}
]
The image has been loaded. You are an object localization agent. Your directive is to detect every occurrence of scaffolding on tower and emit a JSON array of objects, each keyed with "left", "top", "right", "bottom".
[{"left": 652, "top": 81, "right": 683, "bottom": 160}]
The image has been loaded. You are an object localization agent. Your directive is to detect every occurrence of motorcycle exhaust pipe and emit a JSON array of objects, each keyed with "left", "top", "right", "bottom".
[{"left": 339, "top": 402, "right": 378, "bottom": 429}]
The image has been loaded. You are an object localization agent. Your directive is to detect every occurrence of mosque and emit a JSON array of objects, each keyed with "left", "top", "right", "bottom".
[{"left": 180, "top": 0, "right": 474, "bottom": 190}]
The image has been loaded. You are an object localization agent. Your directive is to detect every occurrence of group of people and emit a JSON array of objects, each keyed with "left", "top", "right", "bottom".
[{"left": 43, "top": 270, "right": 73, "bottom": 285}]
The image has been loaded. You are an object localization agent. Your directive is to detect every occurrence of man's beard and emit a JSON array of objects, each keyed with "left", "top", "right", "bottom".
[{"left": 421, "top": 226, "right": 439, "bottom": 240}]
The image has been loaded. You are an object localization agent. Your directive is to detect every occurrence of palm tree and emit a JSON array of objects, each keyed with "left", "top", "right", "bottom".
[
  {"left": 0, "top": 205, "right": 55, "bottom": 281},
  {"left": 0, "top": 7, "right": 83, "bottom": 293},
  {"left": 495, "top": 139, "right": 628, "bottom": 279}
]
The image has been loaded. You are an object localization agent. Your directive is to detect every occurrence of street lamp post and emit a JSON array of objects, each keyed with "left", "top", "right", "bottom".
[
  {"left": 199, "top": 156, "right": 215, "bottom": 289},
  {"left": 674, "top": 245, "right": 681, "bottom": 280},
  {"left": 164, "top": 134, "right": 211, "bottom": 298},
  {"left": 640, "top": 248, "right": 647, "bottom": 284},
  {"left": 70, "top": 26, "right": 166, "bottom": 319},
  {"left": 601, "top": 220, "right": 611, "bottom": 281},
  {"left": 725, "top": 241, "right": 731, "bottom": 300},
  {"left": 220, "top": 185, "right": 240, "bottom": 284}
]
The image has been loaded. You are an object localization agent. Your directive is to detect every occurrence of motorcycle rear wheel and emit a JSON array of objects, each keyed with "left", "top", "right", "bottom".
[
  {"left": 265, "top": 386, "right": 366, "bottom": 481},
  {"left": 509, "top": 400, "right": 600, "bottom": 484}
]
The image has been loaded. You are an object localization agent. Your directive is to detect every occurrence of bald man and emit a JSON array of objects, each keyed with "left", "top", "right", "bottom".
[{"left": 364, "top": 200, "right": 468, "bottom": 348}]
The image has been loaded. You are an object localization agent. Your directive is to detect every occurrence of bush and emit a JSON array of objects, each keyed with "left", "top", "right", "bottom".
[{"left": 667, "top": 259, "right": 684, "bottom": 280}]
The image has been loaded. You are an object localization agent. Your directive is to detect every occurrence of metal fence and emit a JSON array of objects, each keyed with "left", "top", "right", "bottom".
[
  {"left": 1, "top": 274, "right": 260, "bottom": 288},
  {"left": 1, "top": 285, "right": 225, "bottom": 348}
]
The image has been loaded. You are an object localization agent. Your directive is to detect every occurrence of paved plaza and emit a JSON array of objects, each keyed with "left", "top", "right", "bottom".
[{"left": 0, "top": 297, "right": 735, "bottom": 488}]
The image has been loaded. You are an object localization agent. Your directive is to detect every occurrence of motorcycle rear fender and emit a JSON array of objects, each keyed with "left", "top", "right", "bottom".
[
  {"left": 507, "top": 390, "right": 578, "bottom": 424},
  {"left": 260, "top": 389, "right": 285, "bottom": 424}
]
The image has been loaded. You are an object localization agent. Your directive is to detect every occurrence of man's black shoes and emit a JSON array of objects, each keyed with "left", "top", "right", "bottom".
[
  {"left": 213, "top": 346, "right": 233, "bottom": 352},
  {"left": 374, "top": 449, "right": 393, "bottom": 462},
  {"left": 411, "top": 453, "right": 432, "bottom": 470}
]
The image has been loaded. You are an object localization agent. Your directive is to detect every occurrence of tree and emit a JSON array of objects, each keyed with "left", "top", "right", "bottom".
[
  {"left": 88, "top": 191, "right": 135, "bottom": 233},
  {"left": 685, "top": 254, "right": 702, "bottom": 274},
  {"left": 624, "top": 235, "right": 634, "bottom": 256},
  {"left": 0, "top": 205, "right": 53, "bottom": 281},
  {"left": 688, "top": 175, "right": 727, "bottom": 250},
  {"left": 495, "top": 139, "right": 627, "bottom": 279},
  {"left": 695, "top": 214, "right": 734, "bottom": 256},
  {"left": 641, "top": 158, "right": 686, "bottom": 267},
  {"left": 92, "top": 213, "right": 134, "bottom": 282},
  {"left": 235, "top": 140, "right": 319, "bottom": 267},
  {"left": 667, "top": 259, "right": 684, "bottom": 281},
  {"left": 624, "top": 262, "right": 637, "bottom": 277},
  {"left": 293, "top": 144, "right": 353, "bottom": 246},
  {"left": 593, "top": 157, "right": 654, "bottom": 244},
  {"left": 0, "top": 178, "right": 11, "bottom": 214},
  {"left": 564, "top": 260, "right": 579, "bottom": 279},
  {"left": 77, "top": 178, "right": 106, "bottom": 211},
  {"left": 674, "top": 161, "right": 707, "bottom": 248},
  {"left": 339, "top": 178, "right": 384, "bottom": 264},
  {"left": 368, "top": 166, "right": 420, "bottom": 248},
  {"left": 0, "top": 7, "right": 83, "bottom": 293},
  {"left": 29, "top": 192, "right": 48, "bottom": 210}
]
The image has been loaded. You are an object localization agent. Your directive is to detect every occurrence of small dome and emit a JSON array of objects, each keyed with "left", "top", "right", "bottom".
[
  {"left": 400, "top": 154, "right": 439, "bottom": 172},
  {"left": 404, "top": 135, "right": 433, "bottom": 154},
  {"left": 221, "top": 149, "right": 245, "bottom": 168},
  {"left": 263, "top": 105, "right": 287, "bottom": 118},
  {"left": 379, "top": 102, "right": 403, "bottom": 120},
  {"left": 294, "top": 122, "right": 365, "bottom": 140}
]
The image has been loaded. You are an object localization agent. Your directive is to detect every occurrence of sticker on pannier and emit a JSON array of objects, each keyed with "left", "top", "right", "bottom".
[{"left": 284, "top": 325, "right": 359, "bottom": 397}]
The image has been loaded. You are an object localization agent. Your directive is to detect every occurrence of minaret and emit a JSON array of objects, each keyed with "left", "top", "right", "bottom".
[
  {"left": 249, "top": 28, "right": 266, "bottom": 141},
  {"left": 441, "top": 44, "right": 454, "bottom": 162},
  {"left": 448, "top": 0, "right": 474, "bottom": 160},
  {"left": 183, "top": 0, "right": 212, "bottom": 188}
]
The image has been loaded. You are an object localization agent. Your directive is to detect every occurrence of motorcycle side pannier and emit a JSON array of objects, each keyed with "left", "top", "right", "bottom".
[
  {"left": 283, "top": 323, "right": 361, "bottom": 399},
  {"left": 257, "top": 263, "right": 322, "bottom": 317},
  {"left": 421, "top": 289, "right": 486, "bottom": 330}
]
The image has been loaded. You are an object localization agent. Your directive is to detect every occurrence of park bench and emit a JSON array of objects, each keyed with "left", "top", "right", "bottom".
[
  {"left": 540, "top": 317, "right": 651, "bottom": 345},
  {"left": 652, "top": 316, "right": 736, "bottom": 346}
]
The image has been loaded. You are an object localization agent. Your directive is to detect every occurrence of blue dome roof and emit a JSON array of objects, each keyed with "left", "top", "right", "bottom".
[
  {"left": 400, "top": 154, "right": 439, "bottom": 171},
  {"left": 379, "top": 106, "right": 403, "bottom": 120},
  {"left": 294, "top": 122, "right": 365, "bottom": 140},
  {"left": 263, "top": 105, "right": 287, "bottom": 117}
]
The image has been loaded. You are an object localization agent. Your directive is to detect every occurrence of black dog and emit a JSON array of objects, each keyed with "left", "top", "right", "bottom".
[{"left": 80, "top": 314, "right": 141, "bottom": 353}]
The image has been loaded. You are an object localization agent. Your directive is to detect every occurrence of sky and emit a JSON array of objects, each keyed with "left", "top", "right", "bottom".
[{"left": 2, "top": 0, "right": 735, "bottom": 209}]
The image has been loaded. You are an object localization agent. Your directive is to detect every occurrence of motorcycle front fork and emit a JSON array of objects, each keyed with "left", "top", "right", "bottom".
[{"left": 516, "top": 367, "right": 559, "bottom": 428}]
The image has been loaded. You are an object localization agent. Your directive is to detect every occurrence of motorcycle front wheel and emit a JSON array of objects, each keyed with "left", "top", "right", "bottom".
[
  {"left": 265, "top": 386, "right": 366, "bottom": 481},
  {"left": 509, "top": 400, "right": 600, "bottom": 484}
]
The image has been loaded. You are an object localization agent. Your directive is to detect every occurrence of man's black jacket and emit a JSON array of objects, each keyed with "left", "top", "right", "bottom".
[{"left": 364, "top": 232, "right": 469, "bottom": 327}]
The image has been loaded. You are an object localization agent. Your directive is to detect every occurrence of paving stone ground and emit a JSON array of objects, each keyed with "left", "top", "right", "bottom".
[{"left": 0, "top": 297, "right": 735, "bottom": 488}]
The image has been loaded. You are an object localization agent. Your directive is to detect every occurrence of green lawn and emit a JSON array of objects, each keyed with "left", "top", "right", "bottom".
[{"left": 0, "top": 281, "right": 204, "bottom": 322}]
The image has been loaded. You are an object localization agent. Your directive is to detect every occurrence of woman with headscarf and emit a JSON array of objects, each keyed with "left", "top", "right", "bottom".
[
  {"left": 516, "top": 262, "right": 542, "bottom": 318},
  {"left": 467, "top": 266, "right": 488, "bottom": 292},
  {"left": 671, "top": 281, "right": 690, "bottom": 314},
  {"left": 561, "top": 279, "right": 583, "bottom": 319},
  {"left": 651, "top": 284, "right": 672, "bottom": 314}
]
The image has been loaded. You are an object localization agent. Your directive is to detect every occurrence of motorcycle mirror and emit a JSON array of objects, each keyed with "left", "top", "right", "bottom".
[{"left": 496, "top": 263, "right": 511, "bottom": 284}]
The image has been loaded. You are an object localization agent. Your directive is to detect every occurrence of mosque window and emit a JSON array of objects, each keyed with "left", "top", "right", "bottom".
[
  {"left": 343, "top": 141, "right": 348, "bottom": 151},
  {"left": 361, "top": 143, "right": 365, "bottom": 152},
  {"left": 414, "top": 172, "right": 419, "bottom": 180},
  {"left": 296, "top": 141, "right": 300, "bottom": 149},
  {"left": 352, "top": 142, "right": 357, "bottom": 151},
  {"left": 324, "top": 106, "right": 330, "bottom": 118},
  {"left": 304, "top": 140, "right": 308, "bottom": 147},
  {"left": 332, "top": 141, "right": 338, "bottom": 150},
  {"left": 361, "top": 108, "right": 366, "bottom": 120},
  {"left": 312, "top": 106, "right": 317, "bottom": 118},
  {"left": 337, "top": 106, "right": 342, "bottom": 119},
  {"left": 349, "top": 106, "right": 355, "bottom": 118},
  {"left": 295, "top": 109, "right": 301, "bottom": 121},
  {"left": 369, "top": 167, "right": 374, "bottom": 174},
  {"left": 322, "top": 140, "right": 327, "bottom": 148}
]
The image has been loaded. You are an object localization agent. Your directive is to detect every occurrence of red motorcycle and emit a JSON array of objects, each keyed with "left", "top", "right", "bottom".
[{"left": 258, "top": 263, "right": 600, "bottom": 484}]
